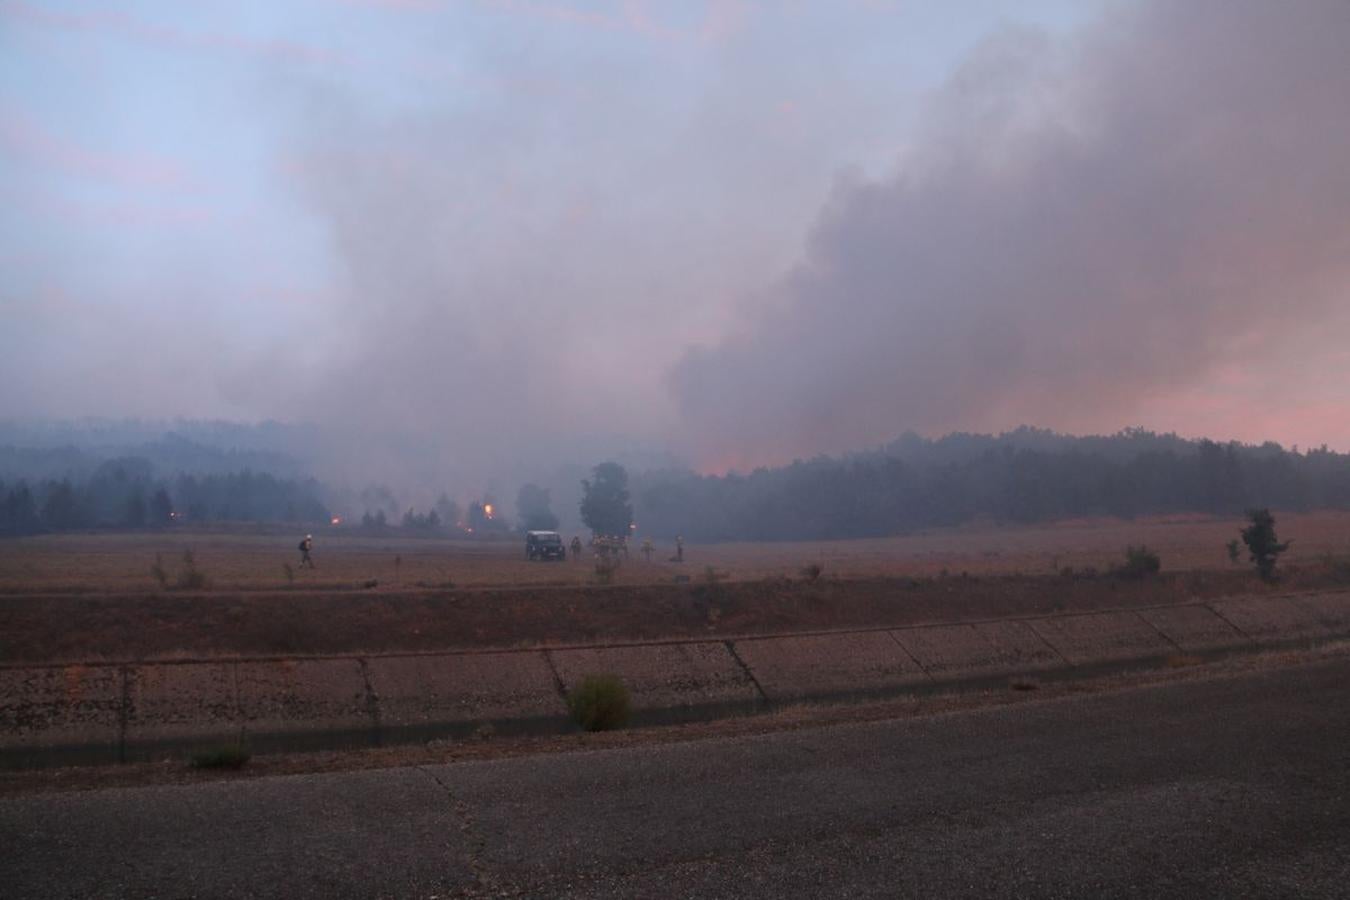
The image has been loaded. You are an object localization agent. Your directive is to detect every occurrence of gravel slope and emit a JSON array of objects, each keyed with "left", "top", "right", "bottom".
[{"left": 3, "top": 657, "right": 1348, "bottom": 898}]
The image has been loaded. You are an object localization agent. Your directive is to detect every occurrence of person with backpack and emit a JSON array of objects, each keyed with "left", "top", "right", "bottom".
[{"left": 298, "top": 534, "right": 315, "bottom": 569}]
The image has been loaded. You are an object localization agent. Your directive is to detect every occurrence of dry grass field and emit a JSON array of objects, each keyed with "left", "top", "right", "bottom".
[
  {"left": 3, "top": 511, "right": 1348, "bottom": 665},
  {"left": 2, "top": 510, "right": 1349, "bottom": 595}
]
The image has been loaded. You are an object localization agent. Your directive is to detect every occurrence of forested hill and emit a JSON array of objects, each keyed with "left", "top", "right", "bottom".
[{"left": 632, "top": 428, "right": 1350, "bottom": 541}]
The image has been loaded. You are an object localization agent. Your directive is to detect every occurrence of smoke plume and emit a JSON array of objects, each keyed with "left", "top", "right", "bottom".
[{"left": 670, "top": 0, "right": 1350, "bottom": 466}]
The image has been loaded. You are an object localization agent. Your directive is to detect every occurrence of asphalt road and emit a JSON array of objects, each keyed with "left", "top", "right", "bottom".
[{"left": 3, "top": 659, "right": 1349, "bottom": 899}]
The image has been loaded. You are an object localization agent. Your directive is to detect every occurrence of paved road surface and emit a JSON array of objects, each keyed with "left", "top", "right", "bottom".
[{"left": 4, "top": 659, "right": 1349, "bottom": 898}]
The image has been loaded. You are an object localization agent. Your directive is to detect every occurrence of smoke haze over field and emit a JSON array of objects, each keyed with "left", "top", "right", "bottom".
[{"left": 3, "top": 0, "right": 1349, "bottom": 486}]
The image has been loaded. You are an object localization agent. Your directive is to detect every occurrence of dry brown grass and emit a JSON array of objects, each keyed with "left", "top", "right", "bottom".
[
  {"left": 3, "top": 510, "right": 1349, "bottom": 595},
  {"left": 3, "top": 511, "right": 1349, "bottom": 666}
]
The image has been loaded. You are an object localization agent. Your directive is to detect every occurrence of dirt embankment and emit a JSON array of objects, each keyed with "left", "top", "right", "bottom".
[{"left": 5, "top": 567, "right": 1348, "bottom": 666}]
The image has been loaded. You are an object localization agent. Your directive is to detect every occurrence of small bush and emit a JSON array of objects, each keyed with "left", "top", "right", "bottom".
[
  {"left": 568, "top": 674, "right": 632, "bottom": 732},
  {"left": 702, "top": 565, "right": 725, "bottom": 584},
  {"left": 150, "top": 554, "right": 169, "bottom": 589},
  {"left": 152, "top": 550, "right": 211, "bottom": 590},
  {"left": 189, "top": 742, "right": 251, "bottom": 769},
  {"left": 1225, "top": 539, "right": 1241, "bottom": 565},
  {"left": 282, "top": 562, "right": 295, "bottom": 586},
  {"left": 176, "top": 550, "right": 211, "bottom": 590},
  {"left": 800, "top": 563, "right": 824, "bottom": 583},
  {"left": 1116, "top": 545, "right": 1161, "bottom": 579}
]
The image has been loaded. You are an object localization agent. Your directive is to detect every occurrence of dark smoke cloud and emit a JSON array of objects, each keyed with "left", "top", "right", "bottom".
[{"left": 670, "top": 0, "right": 1350, "bottom": 467}]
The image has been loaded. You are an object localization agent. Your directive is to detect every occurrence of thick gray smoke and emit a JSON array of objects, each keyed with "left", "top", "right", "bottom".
[{"left": 670, "top": 0, "right": 1350, "bottom": 466}]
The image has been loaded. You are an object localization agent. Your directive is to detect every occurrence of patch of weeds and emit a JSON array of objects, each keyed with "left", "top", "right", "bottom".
[
  {"left": 472, "top": 723, "right": 496, "bottom": 742},
  {"left": 568, "top": 674, "right": 632, "bottom": 732},
  {"left": 799, "top": 563, "right": 824, "bottom": 584},
  {"left": 415, "top": 580, "right": 457, "bottom": 590},
  {"left": 189, "top": 742, "right": 251, "bottom": 770},
  {"left": 1165, "top": 654, "right": 1204, "bottom": 668},
  {"left": 1009, "top": 678, "right": 1040, "bottom": 692},
  {"left": 702, "top": 565, "right": 726, "bottom": 585},
  {"left": 282, "top": 562, "right": 295, "bottom": 587},
  {"left": 361, "top": 578, "right": 379, "bottom": 589}
]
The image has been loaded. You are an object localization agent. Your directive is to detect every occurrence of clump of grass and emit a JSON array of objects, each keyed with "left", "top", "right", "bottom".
[
  {"left": 189, "top": 742, "right": 251, "bottom": 769},
  {"left": 799, "top": 563, "right": 824, "bottom": 583},
  {"left": 568, "top": 674, "right": 632, "bottom": 732},
  {"left": 702, "top": 565, "right": 726, "bottom": 585},
  {"left": 1009, "top": 678, "right": 1039, "bottom": 692},
  {"left": 1166, "top": 654, "right": 1204, "bottom": 668},
  {"left": 282, "top": 562, "right": 295, "bottom": 586}
]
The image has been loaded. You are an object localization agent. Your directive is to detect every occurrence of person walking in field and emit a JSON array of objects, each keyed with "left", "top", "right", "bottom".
[
  {"left": 570, "top": 536, "right": 583, "bottom": 561},
  {"left": 298, "top": 534, "right": 315, "bottom": 569},
  {"left": 670, "top": 535, "right": 684, "bottom": 563}
]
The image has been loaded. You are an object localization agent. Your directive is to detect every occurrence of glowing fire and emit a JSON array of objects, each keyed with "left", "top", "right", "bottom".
[
  {"left": 330, "top": 516, "right": 342, "bottom": 526},
  {"left": 483, "top": 503, "right": 494, "bottom": 519}
]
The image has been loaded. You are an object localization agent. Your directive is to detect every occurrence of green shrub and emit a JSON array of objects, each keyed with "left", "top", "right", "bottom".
[
  {"left": 189, "top": 742, "right": 251, "bottom": 769},
  {"left": 1116, "top": 545, "right": 1161, "bottom": 579},
  {"left": 568, "top": 674, "right": 631, "bottom": 732},
  {"left": 1241, "top": 508, "right": 1290, "bottom": 582}
]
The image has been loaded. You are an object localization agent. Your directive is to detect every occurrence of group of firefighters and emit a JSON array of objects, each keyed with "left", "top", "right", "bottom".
[
  {"left": 580, "top": 534, "right": 683, "bottom": 564},
  {"left": 293, "top": 532, "right": 684, "bottom": 569}
]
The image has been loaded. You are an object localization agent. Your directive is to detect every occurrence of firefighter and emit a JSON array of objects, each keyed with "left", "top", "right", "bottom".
[
  {"left": 298, "top": 534, "right": 315, "bottom": 569},
  {"left": 674, "top": 535, "right": 684, "bottom": 563},
  {"left": 570, "top": 535, "right": 583, "bottom": 561}
]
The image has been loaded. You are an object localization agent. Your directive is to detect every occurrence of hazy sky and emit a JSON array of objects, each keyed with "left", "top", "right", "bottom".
[{"left": 3, "top": 0, "right": 1348, "bottom": 475}]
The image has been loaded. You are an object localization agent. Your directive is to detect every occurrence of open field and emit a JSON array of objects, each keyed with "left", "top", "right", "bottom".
[
  {"left": 3, "top": 511, "right": 1350, "bottom": 665},
  {"left": 3, "top": 510, "right": 1349, "bottom": 595}
]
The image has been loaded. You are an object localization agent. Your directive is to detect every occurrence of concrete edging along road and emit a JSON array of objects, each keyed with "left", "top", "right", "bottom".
[{"left": 1, "top": 590, "right": 1347, "bottom": 769}]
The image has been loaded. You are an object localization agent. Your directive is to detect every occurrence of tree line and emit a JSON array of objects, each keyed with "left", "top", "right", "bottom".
[
  {"left": 0, "top": 458, "right": 329, "bottom": 536},
  {"left": 628, "top": 429, "right": 1350, "bottom": 541}
]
